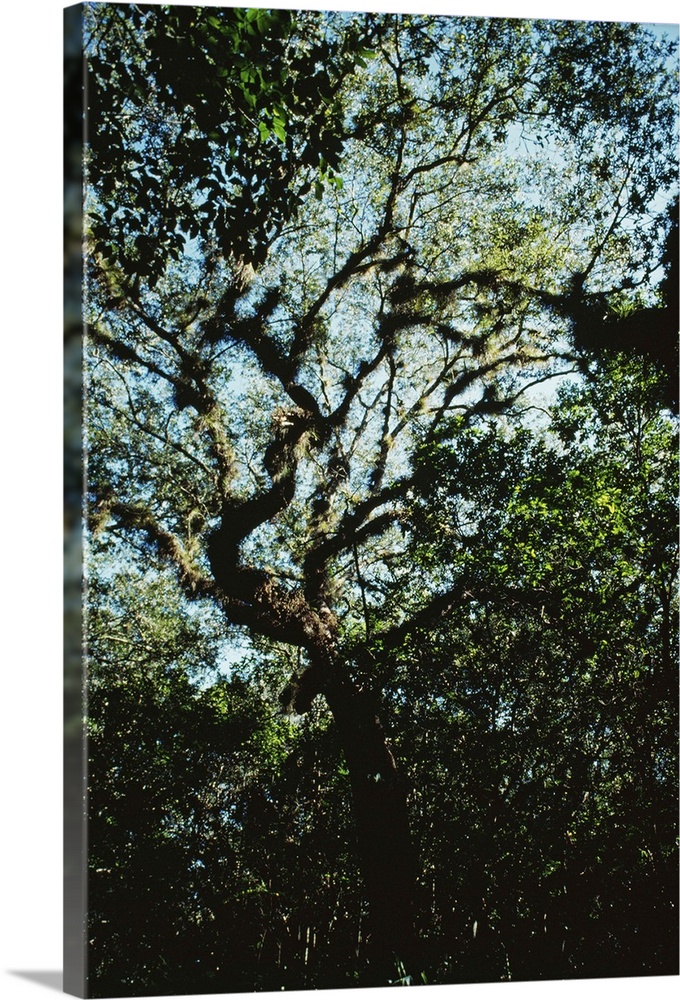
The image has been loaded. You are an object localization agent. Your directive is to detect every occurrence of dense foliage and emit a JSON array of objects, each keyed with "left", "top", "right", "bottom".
[{"left": 82, "top": 5, "right": 678, "bottom": 994}]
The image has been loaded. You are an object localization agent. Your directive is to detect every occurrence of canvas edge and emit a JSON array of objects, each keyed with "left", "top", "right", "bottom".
[{"left": 64, "top": 4, "right": 88, "bottom": 997}]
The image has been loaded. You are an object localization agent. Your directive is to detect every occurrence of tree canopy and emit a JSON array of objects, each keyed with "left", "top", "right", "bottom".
[{"left": 82, "top": 5, "right": 678, "bottom": 993}]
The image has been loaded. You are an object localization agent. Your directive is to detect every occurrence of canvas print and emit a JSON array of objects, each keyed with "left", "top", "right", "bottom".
[{"left": 65, "top": 2, "right": 679, "bottom": 996}]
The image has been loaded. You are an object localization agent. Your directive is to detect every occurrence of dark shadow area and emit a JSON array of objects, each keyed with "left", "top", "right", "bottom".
[{"left": 9, "top": 971, "right": 63, "bottom": 992}]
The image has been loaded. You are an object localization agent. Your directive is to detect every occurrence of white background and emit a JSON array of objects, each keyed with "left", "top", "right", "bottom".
[{"left": 0, "top": 1, "right": 676, "bottom": 998}]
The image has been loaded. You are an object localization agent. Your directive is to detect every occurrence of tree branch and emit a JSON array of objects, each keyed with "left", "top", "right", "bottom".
[{"left": 105, "top": 501, "right": 216, "bottom": 600}]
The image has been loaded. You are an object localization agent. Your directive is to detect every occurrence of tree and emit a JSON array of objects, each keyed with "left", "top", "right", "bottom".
[
  {"left": 83, "top": 5, "right": 678, "bottom": 987},
  {"left": 86, "top": 566, "right": 364, "bottom": 994},
  {"left": 399, "top": 359, "right": 678, "bottom": 980},
  {"left": 570, "top": 196, "right": 679, "bottom": 408},
  {"left": 85, "top": 4, "right": 374, "bottom": 281}
]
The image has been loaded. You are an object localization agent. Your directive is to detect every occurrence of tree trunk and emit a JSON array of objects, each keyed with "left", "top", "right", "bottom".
[
  {"left": 210, "top": 525, "right": 422, "bottom": 982},
  {"left": 323, "top": 673, "right": 420, "bottom": 985}
]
